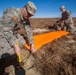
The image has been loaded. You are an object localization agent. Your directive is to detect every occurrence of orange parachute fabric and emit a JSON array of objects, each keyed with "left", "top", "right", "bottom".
[{"left": 25, "top": 31, "right": 69, "bottom": 50}]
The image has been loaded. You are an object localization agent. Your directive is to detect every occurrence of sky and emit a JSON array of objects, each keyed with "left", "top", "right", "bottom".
[{"left": 0, "top": 0, "right": 76, "bottom": 18}]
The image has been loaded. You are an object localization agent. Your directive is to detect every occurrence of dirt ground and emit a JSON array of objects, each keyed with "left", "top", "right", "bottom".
[
  {"left": 30, "top": 18, "right": 76, "bottom": 29},
  {"left": 0, "top": 18, "right": 76, "bottom": 75},
  {"left": 29, "top": 18, "right": 76, "bottom": 75}
]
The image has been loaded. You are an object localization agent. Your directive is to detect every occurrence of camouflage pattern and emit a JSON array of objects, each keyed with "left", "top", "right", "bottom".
[
  {"left": 0, "top": 23, "right": 26, "bottom": 58},
  {"left": 15, "top": 34, "right": 26, "bottom": 47},
  {"left": 26, "top": 1, "right": 37, "bottom": 15},
  {"left": 23, "top": 19, "right": 34, "bottom": 45},
  {"left": 53, "top": 21, "right": 62, "bottom": 31},
  {"left": 0, "top": 35, "right": 14, "bottom": 58},
  {"left": 61, "top": 10, "right": 75, "bottom": 33},
  {"left": 0, "top": 25, "right": 14, "bottom": 58},
  {"left": 1, "top": 8, "right": 34, "bottom": 47}
]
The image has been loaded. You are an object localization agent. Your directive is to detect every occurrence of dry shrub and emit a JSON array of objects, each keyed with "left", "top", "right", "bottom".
[{"left": 33, "top": 35, "right": 76, "bottom": 75}]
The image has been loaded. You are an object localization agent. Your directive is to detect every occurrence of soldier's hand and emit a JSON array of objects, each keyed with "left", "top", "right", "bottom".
[
  {"left": 30, "top": 44, "right": 36, "bottom": 54},
  {"left": 62, "top": 20, "right": 64, "bottom": 23}
]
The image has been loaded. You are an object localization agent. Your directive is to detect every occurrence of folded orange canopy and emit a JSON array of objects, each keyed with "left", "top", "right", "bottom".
[{"left": 25, "top": 31, "right": 69, "bottom": 50}]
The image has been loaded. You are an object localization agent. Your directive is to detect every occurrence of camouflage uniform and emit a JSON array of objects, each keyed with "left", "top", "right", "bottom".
[
  {"left": 1, "top": 8, "right": 34, "bottom": 47},
  {"left": 0, "top": 23, "right": 14, "bottom": 58},
  {"left": 61, "top": 10, "right": 75, "bottom": 33},
  {"left": 53, "top": 21, "right": 62, "bottom": 31}
]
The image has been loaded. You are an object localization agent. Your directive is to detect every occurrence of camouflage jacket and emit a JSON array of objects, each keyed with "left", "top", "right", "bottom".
[
  {"left": 61, "top": 10, "right": 74, "bottom": 25},
  {"left": 1, "top": 8, "right": 34, "bottom": 45}
]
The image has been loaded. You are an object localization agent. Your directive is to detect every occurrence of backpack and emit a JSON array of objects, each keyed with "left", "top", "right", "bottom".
[{"left": 1, "top": 8, "right": 21, "bottom": 25}]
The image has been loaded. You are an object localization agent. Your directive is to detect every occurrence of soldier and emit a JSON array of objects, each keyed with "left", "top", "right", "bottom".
[
  {"left": 1, "top": 1, "right": 37, "bottom": 66},
  {"left": 59, "top": 6, "right": 75, "bottom": 33}
]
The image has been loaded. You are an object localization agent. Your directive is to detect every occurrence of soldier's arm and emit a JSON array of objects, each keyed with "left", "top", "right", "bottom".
[
  {"left": 57, "top": 17, "right": 64, "bottom": 23},
  {"left": 13, "top": 16, "right": 21, "bottom": 25},
  {"left": 66, "top": 10, "right": 71, "bottom": 18},
  {"left": 64, "top": 10, "right": 71, "bottom": 23},
  {"left": 24, "top": 19, "right": 34, "bottom": 45},
  {"left": 58, "top": 14, "right": 63, "bottom": 22},
  {"left": 4, "top": 29, "right": 17, "bottom": 46}
]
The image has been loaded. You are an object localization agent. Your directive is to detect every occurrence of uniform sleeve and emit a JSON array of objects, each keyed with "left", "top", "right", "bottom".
[
  {"left": 65, "top": 10, "right": 72, "bottom": 24},
  {"left": 4, "top": 29, "right": 17, "bottom": 46},
  {"left": 24, "top": 19, "right": 34, "bottom": 45},
  {"left": 59, "top": 18, "right": 63, "bottom": 22},
  {"left": 66, "top": 10, "right": 71, "bottom": 18},
  {"left": 59, "top": 13, "right": 64, "bottom": 21}
]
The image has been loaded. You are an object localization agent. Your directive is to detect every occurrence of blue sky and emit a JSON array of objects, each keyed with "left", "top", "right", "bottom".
[{"left": 0, "top": 0, "right": 76, "bottom": 18}]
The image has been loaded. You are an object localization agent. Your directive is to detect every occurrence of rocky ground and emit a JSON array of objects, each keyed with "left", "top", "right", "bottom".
[{"left": 0, "top": 18, "right": 76, "bottom": 75}]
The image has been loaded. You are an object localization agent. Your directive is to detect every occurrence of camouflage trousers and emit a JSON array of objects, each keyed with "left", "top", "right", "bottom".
[{"left": 63, "top": 23, "right": 76, "bottom": 33}]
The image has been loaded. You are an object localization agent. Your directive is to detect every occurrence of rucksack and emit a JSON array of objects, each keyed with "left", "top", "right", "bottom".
[{"left": 1, "top": 8, "right": 21, "bottom": 25}]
